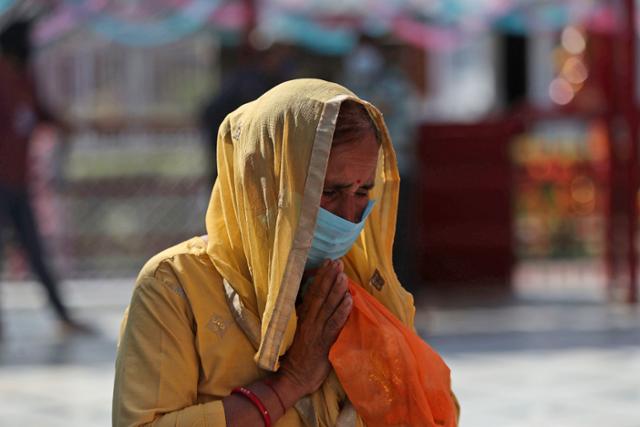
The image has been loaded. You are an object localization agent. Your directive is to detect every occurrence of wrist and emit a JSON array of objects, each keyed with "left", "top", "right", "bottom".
[{"left": 270, "top": 371, "right": 309, "bottom": 408}]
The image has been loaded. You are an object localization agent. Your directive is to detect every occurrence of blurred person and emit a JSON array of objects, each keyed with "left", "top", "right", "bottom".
[
  {"left": 113, "top": 80, "right": 458, "bottom": 426},
  {"left": 0, "top": 19, "right": 91, "bottom": 336},
  {"left": 342, "top": 36, "right": 421, "bottom": 291},
  {"left": 199, "top": 43, "right": 295, "bottom": 185}
]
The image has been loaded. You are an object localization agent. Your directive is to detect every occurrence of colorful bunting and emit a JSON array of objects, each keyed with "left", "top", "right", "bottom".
[
  {"left": 0, "top": 0, "right": 16, "bottom": 15},
  {"left": 2, "top": 0, "right": 621, "bottom": 50}
]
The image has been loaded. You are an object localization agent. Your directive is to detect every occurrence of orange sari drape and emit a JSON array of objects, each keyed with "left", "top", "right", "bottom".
[{"left": 329, "top": 280, "right": 458, "bottom": 427}]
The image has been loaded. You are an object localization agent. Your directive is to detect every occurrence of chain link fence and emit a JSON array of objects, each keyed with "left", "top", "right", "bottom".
[{"left": 2, "top": 128, "right": 211, "bottom": 280}]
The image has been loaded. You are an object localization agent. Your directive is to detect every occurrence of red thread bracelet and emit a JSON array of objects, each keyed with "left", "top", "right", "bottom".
[
  {"left": 232, "top": 386, "right": 271, "bottom": 427},
  {"left": 264, "top": 379, "right": 286, "bottom": 413}
]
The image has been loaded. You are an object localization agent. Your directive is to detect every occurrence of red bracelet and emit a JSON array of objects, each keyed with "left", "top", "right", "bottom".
[
  {"left": 264, "top": 379, "right": 286, "bottom": 413},
  {"left": 231, "top": 386, "right": 271, "bottom": 427}
]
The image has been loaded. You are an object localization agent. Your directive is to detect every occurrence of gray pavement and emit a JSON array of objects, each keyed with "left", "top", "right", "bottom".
[
  {"left": 1, "top": 279, "right": 639, "bottom": 427},
  {"left": 423, "top": 304, "right": 640, "bottom": 427}
]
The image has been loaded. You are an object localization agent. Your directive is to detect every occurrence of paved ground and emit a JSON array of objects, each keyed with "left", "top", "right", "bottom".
[{"left": 0, "top": 279, "right": 638, "bottom": 427}]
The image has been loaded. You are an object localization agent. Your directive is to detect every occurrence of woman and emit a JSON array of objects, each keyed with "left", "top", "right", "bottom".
[{"left": 113, "top": 79, "right": 457, "bottom": 426}]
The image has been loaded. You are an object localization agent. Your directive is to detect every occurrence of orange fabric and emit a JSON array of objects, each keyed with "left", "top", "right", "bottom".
[{"left": 329, "top": 280, "right": 457, "bottom": 427}]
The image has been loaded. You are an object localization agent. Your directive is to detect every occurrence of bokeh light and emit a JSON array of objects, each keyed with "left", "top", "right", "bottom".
[
  {"left": 561, "top": 26, "right": 586, "bottom": 55},
  {"left": 549, "top": 77, "right": 575, "bottom": 105},
  {"left": 571, "top": 175, "right": 595, "bottom": 205},
  {"left": 562, "top": 56, "right": 589, "bottom": 84}
]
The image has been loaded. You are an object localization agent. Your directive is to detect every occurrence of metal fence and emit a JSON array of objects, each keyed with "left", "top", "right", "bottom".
[
  {"left": 2, "top": 128, "right": 211, "bottom": 280},
  {"left": 2, "top": 31, "right": 216, "bottom": 280}
]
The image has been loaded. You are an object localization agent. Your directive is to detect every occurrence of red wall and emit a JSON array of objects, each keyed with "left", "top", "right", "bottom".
[{"left": 416, "top": 121, "right": 520, "bottom": 285}]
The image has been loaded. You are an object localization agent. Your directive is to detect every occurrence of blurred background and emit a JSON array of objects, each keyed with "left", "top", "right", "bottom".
[{"left": 0, "top": 0, "right": 639, "bottom": 426}]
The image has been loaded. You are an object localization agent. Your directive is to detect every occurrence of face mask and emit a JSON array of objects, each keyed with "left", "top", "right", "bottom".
[{"left": 305, "top": 200, "right": 376, "bottom": 270}]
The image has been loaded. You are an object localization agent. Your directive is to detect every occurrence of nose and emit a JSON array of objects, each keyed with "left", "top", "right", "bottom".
[{"left": 331, "top": 197, "right": 360, "bottom": 223}]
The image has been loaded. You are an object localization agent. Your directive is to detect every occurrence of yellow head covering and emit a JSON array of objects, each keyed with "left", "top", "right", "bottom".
[{"left": 205, "top": 78, "right": 415, "bottom": 373}]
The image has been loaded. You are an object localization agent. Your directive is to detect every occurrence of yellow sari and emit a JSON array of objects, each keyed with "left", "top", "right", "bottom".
[{"left": 113, "top": 79, "right": 454, "bottom": 426}]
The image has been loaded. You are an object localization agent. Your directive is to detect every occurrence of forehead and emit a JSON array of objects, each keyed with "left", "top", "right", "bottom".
[
  {"left": 329, "top": 130, "right": 379, "bottom": 157},
  {"left": 326, "top": 132, "right": 379, "bottom": 181}
]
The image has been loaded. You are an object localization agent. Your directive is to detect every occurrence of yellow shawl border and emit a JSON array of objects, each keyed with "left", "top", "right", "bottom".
[{"left": 257, "top": 94, "right": 350, "bottom": 371}]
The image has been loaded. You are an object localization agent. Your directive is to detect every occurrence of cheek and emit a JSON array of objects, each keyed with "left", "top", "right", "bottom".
[
  {"left": 320, "top": 195, "right": 333, "bottom": 211},
  {"left": 355, "top": 197, "right": 369, "bottom": 214}
]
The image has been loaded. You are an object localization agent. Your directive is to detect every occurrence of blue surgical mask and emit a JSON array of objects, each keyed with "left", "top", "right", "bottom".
[{"left": 305, "top": 200, "right": 376, "bottom": 269}]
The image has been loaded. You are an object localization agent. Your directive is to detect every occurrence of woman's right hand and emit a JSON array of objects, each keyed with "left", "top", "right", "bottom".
[{"left": 278, "top": 259, "right": 352, "bottom": 397}]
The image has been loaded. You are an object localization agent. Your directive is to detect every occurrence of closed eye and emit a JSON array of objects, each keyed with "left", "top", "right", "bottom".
[
  {"left": 357, "top": 183, "right": 374, "bottom": 196},
  {"left": 323, "top": 182, "right": 374, "bottom": 197}
]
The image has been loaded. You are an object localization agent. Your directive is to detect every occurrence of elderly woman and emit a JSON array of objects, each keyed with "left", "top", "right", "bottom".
[{"left": 113, "top": 79, "right": 457, "bottom": 426}]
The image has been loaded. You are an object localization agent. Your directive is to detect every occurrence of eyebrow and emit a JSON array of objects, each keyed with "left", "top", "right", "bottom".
[{"left": 325, "top": 181, "right": 375, "bottom": 190}]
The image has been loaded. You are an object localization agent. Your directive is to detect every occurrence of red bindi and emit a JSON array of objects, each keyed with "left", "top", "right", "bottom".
[{"left": 356, "top": 179, "right": 361, "bottom": 184}]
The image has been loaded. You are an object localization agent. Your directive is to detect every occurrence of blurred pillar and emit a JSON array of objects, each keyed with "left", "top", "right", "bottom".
[
  {"left": 243, "top": 0, "right": 257, "bottom": 40},
  {"left": 527, "top": 32, "right": 554, "bottom": 110},
  {"left": 623, "top": 0, "right": 639, "bottom": 303},
  {"left": 502, "top": 33, "right": 528, "bottom": 107},
  {"left": 610, "top": 0, "right": 639, "bottom": 303}
]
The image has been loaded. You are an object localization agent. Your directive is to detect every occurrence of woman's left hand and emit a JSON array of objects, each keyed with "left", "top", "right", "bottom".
[{"left": 276, "top": 259, "right": 352, "bottom": 397}]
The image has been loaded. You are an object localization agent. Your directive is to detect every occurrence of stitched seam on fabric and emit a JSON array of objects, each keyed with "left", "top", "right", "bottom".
[{"left": 223, "top": 279, "right": 261, "bottom": 350}]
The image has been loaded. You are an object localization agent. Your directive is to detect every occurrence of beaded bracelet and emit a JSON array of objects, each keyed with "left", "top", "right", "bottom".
[{"left": 231, "top": 386, "right": 271, "bottom": 427}]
